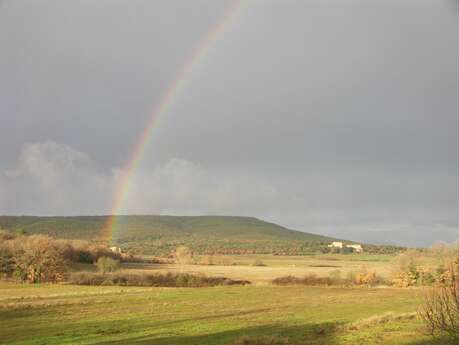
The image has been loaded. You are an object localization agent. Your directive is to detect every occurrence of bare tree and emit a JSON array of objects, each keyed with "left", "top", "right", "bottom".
[{"left": 420, "top": 262, "right": 459, "bottom": 339}]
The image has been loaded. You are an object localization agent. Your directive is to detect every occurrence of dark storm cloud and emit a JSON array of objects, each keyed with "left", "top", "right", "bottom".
[
  {"left": 449, "top": 0, "right": 459, "bottom": 11},
  {"left": 1, "top": 0, "right": 458, "bottom": 246}
]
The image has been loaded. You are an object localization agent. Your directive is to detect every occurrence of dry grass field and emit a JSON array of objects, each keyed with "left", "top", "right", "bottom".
[{"left": 126, "top": 253, "right": 401, "bottom": 284}]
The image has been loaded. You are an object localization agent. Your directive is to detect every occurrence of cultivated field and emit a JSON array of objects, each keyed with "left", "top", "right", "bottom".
[{"left": 0, "top": 253, "right": 453, "bottom": 345}]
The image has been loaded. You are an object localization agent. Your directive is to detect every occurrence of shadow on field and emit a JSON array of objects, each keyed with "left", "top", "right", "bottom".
[
  {"left": 96, "top": 322, "right": 341, "bottom": 345},
  {"left": 406, "top": 337, "right": 457, "bottom": 345}
]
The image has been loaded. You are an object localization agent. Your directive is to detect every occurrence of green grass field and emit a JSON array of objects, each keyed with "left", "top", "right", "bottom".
[{"left": 0, "top": 281, "right": 452, "bottom": 345}]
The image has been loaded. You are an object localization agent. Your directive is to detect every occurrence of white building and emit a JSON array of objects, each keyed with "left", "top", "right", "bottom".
[
  {"left": 346, "top": 244, "right": 363, "bottom": 253},
  {"left": 328, "top": 241, "right": 343, "bottom": 249},
  {"left": 328, "top": 242, "right": 363, "bottom": 253},
  {"left": 109, "top": 246, "right": 122, "bottom": 254}
]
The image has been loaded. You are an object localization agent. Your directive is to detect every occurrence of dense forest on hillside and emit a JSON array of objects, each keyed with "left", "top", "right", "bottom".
[{"left": 0, "top": 215, "right": 402, "bottom": 256}]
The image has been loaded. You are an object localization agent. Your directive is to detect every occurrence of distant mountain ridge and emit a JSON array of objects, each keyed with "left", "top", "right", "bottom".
[
  {"left": 0, "top": 215, "right": 335, "bottom": 241},
  {"left": 331, "top": 228, "right": 459, "bottom": 248},
  {"left": 0, "top": 215, "right": 353, "bottom": 255}
]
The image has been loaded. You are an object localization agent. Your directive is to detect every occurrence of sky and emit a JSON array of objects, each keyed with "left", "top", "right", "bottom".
[{"left": 1, "top": 0, "right": 459, "bottom": 247}]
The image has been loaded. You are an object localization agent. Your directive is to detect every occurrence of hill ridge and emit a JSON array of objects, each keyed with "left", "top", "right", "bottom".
[{"left": 0, "top": 215, "right": 344, "bottom": 255}]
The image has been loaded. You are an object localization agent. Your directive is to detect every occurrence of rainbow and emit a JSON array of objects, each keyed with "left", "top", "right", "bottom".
[{"left": 102, "top": 0, "right": 244, "bottom": 243}]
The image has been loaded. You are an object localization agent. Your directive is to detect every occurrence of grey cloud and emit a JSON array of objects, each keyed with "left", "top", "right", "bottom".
[
  {"left": 120, "top": 158, "right": 278, "bottom": 216},
  {"left": 1, "top": 141, "right": 113, "bottom": 215},
  {"left": 1, "top": 141, "right": 278, "bottom": 219}
]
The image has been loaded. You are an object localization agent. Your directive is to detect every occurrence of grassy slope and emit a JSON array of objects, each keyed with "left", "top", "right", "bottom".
[{"left": 0, "top": 282, "right": 450, "bottom": 345}]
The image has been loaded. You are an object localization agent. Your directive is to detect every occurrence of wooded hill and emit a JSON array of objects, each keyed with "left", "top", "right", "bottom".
[{"left": 0, "top": 215, "right": 395, "bottom": 255}]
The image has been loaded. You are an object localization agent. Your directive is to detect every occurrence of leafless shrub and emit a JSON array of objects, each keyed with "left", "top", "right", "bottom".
[
  {"left": 272, "top": 274, "right": 334, "bottom": 286},
  {"left": 419, "top": 273, "right": 459, "bottom": 339},
  {"left": 68, "top": 271, "right": 251, "bottom": 287},
  {"left": 272, "top": 269, "right": 386, "bottom": 287},
  {"left": 272, "top": 275, "right": 304, "bottom": 285}
]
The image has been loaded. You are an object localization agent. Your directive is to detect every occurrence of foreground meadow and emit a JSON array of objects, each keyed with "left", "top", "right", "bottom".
[{"left": 0, "top": 282, "right": 451, "bottom": 345}]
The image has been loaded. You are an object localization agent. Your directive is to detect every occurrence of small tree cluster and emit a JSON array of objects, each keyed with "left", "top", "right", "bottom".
[
  {"left": 56, "top": 239, "right": 122, "bottom": 264},
  {"left": 0, "top": 231, "right": 123, "bottom": 283},
  {"left": 0, "top": 232, "right": 66, "bottom": 283},
  {"left": 392, "top": 249, "right": 456, "bottom": 287}
]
